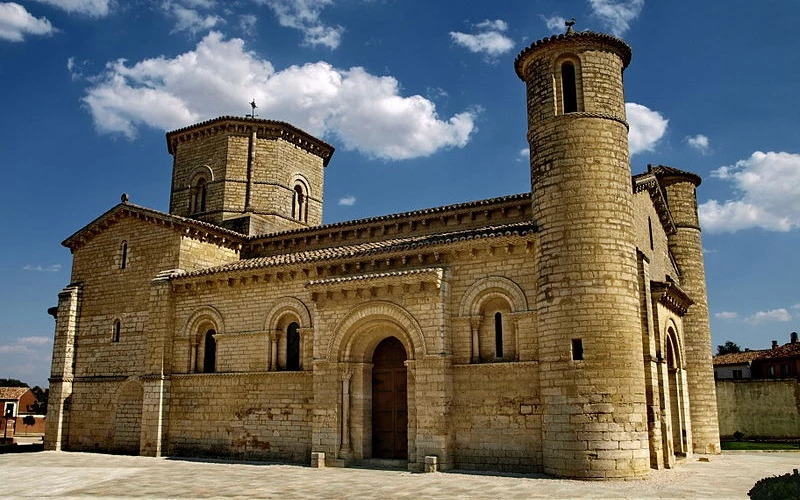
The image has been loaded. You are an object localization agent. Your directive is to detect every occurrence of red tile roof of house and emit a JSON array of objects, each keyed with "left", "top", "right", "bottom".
[{"left": 0, "top": 387, "right": 30, "bottom": 400}]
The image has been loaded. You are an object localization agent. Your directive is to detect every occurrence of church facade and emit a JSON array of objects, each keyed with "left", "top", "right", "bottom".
[{"left": 45, "top": 28, "right": 720, "bottom": 479}]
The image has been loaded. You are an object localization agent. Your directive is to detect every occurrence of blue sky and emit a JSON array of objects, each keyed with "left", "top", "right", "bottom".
[{"left": 1, "top": 0, "right": 799, "bottom": 387}]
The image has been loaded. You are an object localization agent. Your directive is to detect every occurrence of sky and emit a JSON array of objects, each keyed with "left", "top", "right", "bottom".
[{"left": 1, "top": 0, "right": 799, "bottom": 387}]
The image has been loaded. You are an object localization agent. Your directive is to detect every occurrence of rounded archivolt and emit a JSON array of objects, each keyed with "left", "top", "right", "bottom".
[
  {"left": 665, "top": 319, "right": 686, "bottom": 368},
  {"left": 183, "top": 305, "right": 225, "bottom": 340},
  {"left": 459, "top": 276, "right": 529, "bottom": 317},
  {"left": 327, "top": 301, "right": 426, "bottom": 362},
  {"left": 264, "top": 297, "right": 312, "bottom": 331}
]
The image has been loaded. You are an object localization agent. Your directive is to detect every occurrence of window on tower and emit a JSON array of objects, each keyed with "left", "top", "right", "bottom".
[
  {"left": 191, "top": 177, "right": 207, "bottom": 214},
  {"left": 561, "top": 61, "right": 578, "bottom": 113},
  {"left": 292, "top": 184, "right": 308, "bottom": 223}
]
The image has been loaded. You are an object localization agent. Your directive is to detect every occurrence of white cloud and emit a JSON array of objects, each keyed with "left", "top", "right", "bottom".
[
  {"left": 714, "top": 311, "right": 739, "bottom": 320},
  {"left": 744, "top": 308, "right": 791, "bottom": 325},
  {"left": 259, "top": 0, "right": 342, "bottom": 49},
  {"left": 82, "top": 32, "right": 476, "bottom": 160},
  {"left": 164, "top": 1, "right": 223, "bottom": 34},
  {"left": 338, "top": 195, "right": 356, "bottom": 206},
  {"left": 0, "top": 2, "right": 56, "bottom": 42},
  {"left": 625, "top": 102, "right": 668, "bottom": 155},
  {"left": 475, "top": 19, "right": 507, "bottom": 31},
  {"left": 32, "top": 0, "right": 110, "bottom": 17},
  {"left": 0, "top": 336, "right": 51, "bottom": 354},
  {"left": 516, "top": 147, "right": 529, "bottom": 162},
  {"left": 793, "top": 303, "right": 800, "bottom": 311},
  {"left": 686, "top": 134, "right": 710, "bottom": 154},
  {"left": 450, "top": 19, "right": 514, "bottom": 58},
  {"left": 588, "top": 0, "right": 644, "bottom": 37},
  {"left": 23, "top": 264, "right": 62, "bottom": 272},
  {"left": 239, "top": 13, "right": 257, "bottom": 32},
  {"left": 19, "top": 336, "right": 51, "bottom": 346},
  {"left": 540, "top": 15, "right": 567, "bottom": 33},
  {"left": 699, "top": 151, "right": 800, "bottom": 233}
]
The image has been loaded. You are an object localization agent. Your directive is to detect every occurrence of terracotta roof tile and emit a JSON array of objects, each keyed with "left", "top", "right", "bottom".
[
  {"left": 0, "top": 387, "right": 30, "bottom": 400},
  {"left": 175, "top": 221, "right": 538, "bottom": 279}
]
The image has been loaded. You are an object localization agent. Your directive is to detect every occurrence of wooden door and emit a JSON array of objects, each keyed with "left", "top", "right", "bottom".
[{"left": 372, "top": 337, "right": 408, "bottom": 459}]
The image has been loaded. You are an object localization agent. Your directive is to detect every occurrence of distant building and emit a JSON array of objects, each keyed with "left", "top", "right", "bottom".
[
  {"left": 1, "top": 387, "right": 46, "bottom": 441},
  {"left": 713, "top": 332, "right": 800, "bottom": 380}
]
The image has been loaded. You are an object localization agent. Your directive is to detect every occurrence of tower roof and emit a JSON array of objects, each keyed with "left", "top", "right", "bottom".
[
  {"left": 165, "top": 116, "right": 335, "bottom": 166},
  {"left": 514, "top": 30, "right": 632, "bottom": 80},
  {"left": 647, "top": 164, "right": 702, "bottom": 187}
]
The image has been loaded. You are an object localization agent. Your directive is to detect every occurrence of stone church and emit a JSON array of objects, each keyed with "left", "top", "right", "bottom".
[{"left": 45, "top": 27, "right": 720, "bottom": 479}]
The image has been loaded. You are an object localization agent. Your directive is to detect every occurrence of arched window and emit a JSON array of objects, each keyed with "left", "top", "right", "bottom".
[
  {"left": 286, "top": 322, "right": 300, "bottom": 371},
  {"left": 191, "top": 177, "right": 207, "bottom": 214},
  {"left": 561, "top": 61, "right": 578, "bottom": 113},
  {"left": 203, "top": 329, "right": 216, "bottom": 373},
  {"left": 292, "top": 185, "right": 306, "bottom": 222},
  {"left": 120, "top": 241, "right": 128, "bottom": 269},
  {"left": 494, "top": 312, "right": 504, "bottom": 358},
  {"left": 112, "top": 319, "right": 121, "bottom": 343}
]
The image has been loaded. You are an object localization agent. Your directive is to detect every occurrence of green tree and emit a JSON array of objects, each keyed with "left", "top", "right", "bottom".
[
  {"left": 0, "top": 378, "right": 27, "bottom": 387},
  {"left": 717, "top": 341, "right": 743, "bottom": 355}
]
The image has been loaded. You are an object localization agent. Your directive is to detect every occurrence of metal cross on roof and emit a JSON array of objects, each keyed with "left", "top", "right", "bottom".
[
  {"left": 565, "top": 18, "right": 576, "bottom": 34},
  {"left": 247, "top": 99, "right": 258, "bottom": 118}
]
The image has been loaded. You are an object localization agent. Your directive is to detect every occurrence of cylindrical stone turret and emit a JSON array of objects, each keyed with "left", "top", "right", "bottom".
[
  {"left": 653, "top": 167, "right": 721, "bottom": 454},
  {"left": 516, "top": 30, "right": 649, "bottom": 478}
]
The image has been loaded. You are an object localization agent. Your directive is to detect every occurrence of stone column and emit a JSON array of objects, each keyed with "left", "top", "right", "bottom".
[
  {"left": 269, "top": 332, "right": 279, "bottom": 371},
  {"left": 139, "top": 270, "right": 178, "bottom": 456},
  {"left": 45, "top": 283, "right": 81, "bottom": 451},
  {"left": 469, "top": 317, "right": 481, "bottom": 363},
  {"left": 339, "top": 368, "right": 353, "bottom": 458}
]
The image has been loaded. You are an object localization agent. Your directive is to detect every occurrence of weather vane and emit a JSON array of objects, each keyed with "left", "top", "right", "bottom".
[
  {"left": 246, "top": 99, "right": 258, "bottom": 118},
  {"left": 565, "top": 18, "right": 576, "bottom": 34}
]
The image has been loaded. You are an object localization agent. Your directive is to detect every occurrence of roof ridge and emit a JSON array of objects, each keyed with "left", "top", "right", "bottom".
[
  {"left": 176, "top": 220, "right": 538, "bottom": 279},
  {"left": 246, "top": 192, "right": 532, "bottom": 241}
]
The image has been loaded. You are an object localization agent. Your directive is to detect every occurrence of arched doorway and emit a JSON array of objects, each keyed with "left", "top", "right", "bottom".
[{"left": 371, "top": 337, "right": 408, "bottom": 459}]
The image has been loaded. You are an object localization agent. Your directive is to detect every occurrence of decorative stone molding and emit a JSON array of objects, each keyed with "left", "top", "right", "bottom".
[
  {"left": 166, "top": 117, "right": 335, "bottom": 166},
  {"left": 459, "top": 276, "right": 529, "bottom": 317},
  {"left": 264, "top": 296, "right": 313, "bottom": 331},
  {"left": 633, "top": 173, "right": 677, "bottom": 236},
  {"left": 183, "top": 306, "right": 225, "bottom": 339},
  {"left": 327, "top": 300, "right": 426, "bottom": 362},
  {"left": 651, "top": 281, "right": 694, "bottom": 316}
]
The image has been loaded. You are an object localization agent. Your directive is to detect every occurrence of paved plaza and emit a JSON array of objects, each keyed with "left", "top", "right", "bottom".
[{"left": 1, "top": 451, "right": 798, "bottom": 498}]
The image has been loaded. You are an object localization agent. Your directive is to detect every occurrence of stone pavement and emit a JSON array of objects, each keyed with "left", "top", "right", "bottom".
[{"left": 1, "top": 451, "right": 798, "bottom": 498}]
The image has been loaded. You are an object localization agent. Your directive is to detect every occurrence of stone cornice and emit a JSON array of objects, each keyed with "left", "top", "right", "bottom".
[
  {"left": 647, "top": 164, "right": 702, "bottom": 187},
  {"left": 651, "top": 280, "right": 694, "bottom": 316},
  {"left": 633, "top": 172, "right": 677, "bottom": 236},
  {"left": 307, "top": 268, "right": 444, "bottom": 293},
  {"left": 515, "top": 30, "right": 632, "bottom": 79},
  {"left": 165, "top": 116, "right": 335, "bottom": 167},
  {"left": 243, "top": 193, "right": 532, "bottom": 255},
  {"left": 62, "top": 202, "right": 245, "bottom": 252},
  {"left": 172, "top": 221, "right": 538, "bottom": 282}
]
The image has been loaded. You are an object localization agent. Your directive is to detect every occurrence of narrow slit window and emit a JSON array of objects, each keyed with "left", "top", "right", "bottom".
[
  {"left": 203, "top": 329, "right": 216, "bottom": 373},
  {"left": 293, "top": 185, "right": 306, "bottom": 222},
  {"left": 192, "top": 178, "right": 207, "bottom": 214},
  {"left": 494, "top": 312, "right": 504, "bottom": 358},
  {"left": 561, "top": 61, "right": 578, "bottom": 113},
  {"left": 112, "top": 319, "right": 121, "bottom": 343},
  {"left": 120, "top": 241, "right": 128, "bottom": 269},
  {"left": 572, "top": 338, "right": 584, "bottom": 361},
  {"left": 648, "top": 216, "right": 654, "bottom": 250},
  {"left": 286, "top": 322, "right": 300, "bottom": 371}
]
